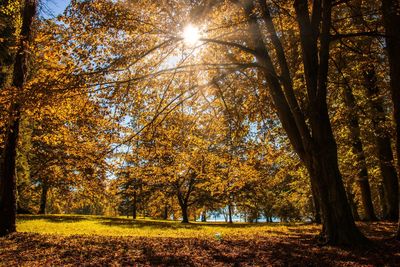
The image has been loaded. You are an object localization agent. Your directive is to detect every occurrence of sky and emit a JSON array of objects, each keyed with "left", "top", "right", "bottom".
[{"left": 41, "top": 0, "right": 70, "bottom": 18}]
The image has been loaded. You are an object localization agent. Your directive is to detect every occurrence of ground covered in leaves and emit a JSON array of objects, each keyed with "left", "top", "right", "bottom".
[{"left": 0, "top": 216, "right": 399, "bottom": 266}]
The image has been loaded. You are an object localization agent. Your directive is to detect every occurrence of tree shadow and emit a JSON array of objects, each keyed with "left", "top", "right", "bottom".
[
  {"left": 198, "top": 222, "right": 310, "bottom": 229},
  {"left": 98, "top": 218, "right": 203, "bottom": 230},
  {"left": 17, "top": 215, "right": 93, "bottom": 223},
  {"left": 97, "top": 218, "right": 316, "bottom": 237}
]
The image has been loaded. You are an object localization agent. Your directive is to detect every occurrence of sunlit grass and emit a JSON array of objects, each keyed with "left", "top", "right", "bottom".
[{"left": 17, "top": 214, "right": 321, "bottom": 239}]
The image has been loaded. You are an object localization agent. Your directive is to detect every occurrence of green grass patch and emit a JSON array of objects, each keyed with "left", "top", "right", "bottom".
[{"left": 17, "top": 214, "right": 320, "bottom": 239}]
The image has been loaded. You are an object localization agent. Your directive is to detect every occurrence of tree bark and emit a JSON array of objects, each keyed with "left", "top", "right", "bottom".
[
  {"left": 0, "top": 105, "right": 20, "bottom": 235},
  {"left": 38, "top": 180, "right": 48, "bottom": 214},
  {"left": 0, "top": 0, "right": 37, "bottom": 237},
  {"left": 305, "top": 118, "right": 366, "bottom": 244},
  {"left": 381, "top": 0, "right": 400, "bottom": 238}
]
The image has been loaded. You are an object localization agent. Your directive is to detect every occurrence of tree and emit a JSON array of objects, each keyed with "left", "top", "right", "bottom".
[
  {"left": 381, "top": 0, "right": 400, "bottom": 237},
  {"left": 205, "top": 0, "right": 366, "bottom": 244},
  {"left": 343, "top": 0, "right": 398, "bottom": 221},
  {"left": 332, "top": 52, "right": 376, "bottom": 221},
  {"left": 0, "top": 0, "right": 37, "bottom": 237}
]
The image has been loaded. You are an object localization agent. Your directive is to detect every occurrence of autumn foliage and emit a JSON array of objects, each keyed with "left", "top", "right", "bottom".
[{"left": 1, "top": 0, "right": 400, "bottom": 264}]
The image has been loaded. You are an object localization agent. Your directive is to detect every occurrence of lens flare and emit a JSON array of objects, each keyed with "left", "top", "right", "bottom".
[{"left": 183, "top": 24, "right": 200, "bottom": 45}]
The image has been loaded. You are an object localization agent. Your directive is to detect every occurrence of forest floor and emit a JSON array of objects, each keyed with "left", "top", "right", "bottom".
[{"left": 0, "top": 215, "right": 399, "bottom": 266}]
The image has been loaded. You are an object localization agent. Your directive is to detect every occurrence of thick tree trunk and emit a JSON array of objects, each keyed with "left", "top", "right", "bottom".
[
  {"left": 38, "top": 181, "right": 48, "bottom": 214},
  {"left": 0, "top": 105, "right": 20, "bottom": 236},
  {"left": 306, "top": 120, "right": 366, "bottom": 244},
  {"left": 0, "top": 0, "right": 36, "bottom": 237},
  {"left": 181, "top": 204, "right": 189, "bottom": 223},
  {"left": 343, "top": 85, "right": 377, "bottom": 221},
  {"left": 381, "top": 0, "right": 400, "bottom": 238}
]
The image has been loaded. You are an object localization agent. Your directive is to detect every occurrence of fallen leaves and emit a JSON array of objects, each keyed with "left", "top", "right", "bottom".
[{"left": 1, "top": 222, "right": 399, "bottom": 266}]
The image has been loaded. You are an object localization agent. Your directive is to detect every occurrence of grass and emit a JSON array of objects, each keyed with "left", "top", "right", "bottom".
[{"left": 17, "top": 214, "right": 320, "bottom": 239}]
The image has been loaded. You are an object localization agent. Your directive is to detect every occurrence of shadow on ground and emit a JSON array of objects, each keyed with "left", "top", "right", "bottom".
[
  {"left": 1, "top": 231, "right": 398, "bottom": 266},
  {"left": 18, "top": 215, "right": 92, "bottom": 223},
  {"left": 98, "top": 216, "right": 312, "bottom": 231}
]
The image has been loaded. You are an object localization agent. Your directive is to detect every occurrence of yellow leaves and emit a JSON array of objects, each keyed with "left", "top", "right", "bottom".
[{"left": 0, "top": 0, "right": 22, "bottom": 20}]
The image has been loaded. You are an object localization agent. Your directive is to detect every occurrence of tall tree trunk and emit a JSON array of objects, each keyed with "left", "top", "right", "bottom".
[
  {"left": 295, "top": 0, "right": 367, "bottom": 245},
  {"left": 0, "top": 0, "right": 37, "bottom": 237},
  {"left": 333, "top": 3, "right": 378, "bottom": 221},
  {"left": 343, "top": 84, "right": 377, "bottom": 221},
  {"left": 381, "top": 0, "right": 400, "bottom": 238},
  {"left": 363, "top": 66, "right": 399, "bottom": 221},
  {"left": 306, "top": 114, "right": 366, "bottom": 244},
  {"left": 347, "top": 0, "right": 399, "bottom": 222},
  {"left": 0, "top": 105, "right": 20, "bottom": 235},
  {"left": 38, "top": 180, "right": 48, "bottom": 214}
]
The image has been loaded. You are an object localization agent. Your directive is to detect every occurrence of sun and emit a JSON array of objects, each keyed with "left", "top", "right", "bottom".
[{"left": 183, "top": 24, "right": 200, "bottom": 45}]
